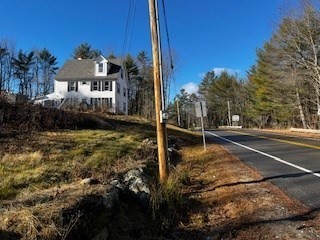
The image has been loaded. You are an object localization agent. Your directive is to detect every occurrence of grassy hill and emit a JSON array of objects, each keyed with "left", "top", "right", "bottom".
[
  {"left": 2, "top": 101, "right": 319, "bottom": 240},
  {"left": 0, "top": 101, "right": 201, "bottom": 239}
]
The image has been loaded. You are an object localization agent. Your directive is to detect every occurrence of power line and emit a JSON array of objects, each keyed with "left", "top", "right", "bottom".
[
  {"left": 121, "top": 0, "right": 132, "bottom": 58},
  {"left": 160, "top": 0, "right": 176, "bottom": 105},
  {"left": 121, "top": 0, "right": 136, "bottom": 59},
  {"left": 161, "top": 0, "right": 174, "bottom": 70},
  {"left": 128, "top": 0, "right": 137, "bottom": 54}
]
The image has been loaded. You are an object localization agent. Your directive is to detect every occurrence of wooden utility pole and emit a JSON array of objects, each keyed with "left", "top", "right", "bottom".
[
  {"left": 176, "top": 99, "right": 181, "bottom": 127},
  {"left": 148, "top": 0, "right": 168, "bottom": 183},
  {"left": 227, "top": 100, "right": 231, "bottom": 126}
]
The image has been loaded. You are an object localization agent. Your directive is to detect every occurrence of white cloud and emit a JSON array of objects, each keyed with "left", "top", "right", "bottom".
[
  {"left": 198, "top": 72, "right": 206, "bottom": 78},
  {"left": 212, "top": 67, "right": 241, "bottom": 76},
  {"left": 181, "top": 82, "right": 199, "bottom": 95}
]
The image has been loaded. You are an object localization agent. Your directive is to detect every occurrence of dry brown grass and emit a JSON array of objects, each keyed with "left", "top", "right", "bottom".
[
  {"left": 0, "top": 181, "right": 108, "bottom": 240},
  {"left": 172, "top": 142, "right": 320, "bottom": 239},
  {"left": 1, "top": 151, "right": 43, "bottom": 166}
]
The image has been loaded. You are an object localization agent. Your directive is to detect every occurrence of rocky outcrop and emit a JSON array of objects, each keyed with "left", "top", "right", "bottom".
[{"left": 87, "top": 168, "right": 151, "bottom": 240}]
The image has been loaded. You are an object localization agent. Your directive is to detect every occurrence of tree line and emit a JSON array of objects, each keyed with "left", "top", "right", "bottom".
[
  {"left": 169, "top": 71, "right": 244, "bottom": 129},
  {"left": 172, "top": 1, "right": 320, "bottom": 129},
  {"left": 0, "top": 39, "right": 58, "bottom": 99}
]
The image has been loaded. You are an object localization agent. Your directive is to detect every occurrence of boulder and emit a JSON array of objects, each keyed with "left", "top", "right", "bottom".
[
  {"left": 123, "top": 168, "right": 150, "bottom": 195},
  {"left": 120, "top": 168, "right": 151, "bottom": 208}
]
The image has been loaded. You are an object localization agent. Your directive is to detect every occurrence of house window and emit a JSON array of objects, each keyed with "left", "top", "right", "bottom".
[
  {"left": 102, "top": 81, "right": 112, "bottom": 91},
  {"left": 123, "top": 102, "right": 126, "bottom": 112},
  {"left": 82, "top": 81, "right": 87, "bottom": 85},
  {"left": 90, "top": 98, "right": 101, "bottom": 107},
  {"left": 123, "top": 88, "right": 126, "bottom": 97},
  {"left": 117, "top": 83, "right": 120, "bottom": 94},
  {"left": 98, "top": 63, "right": 103, "bottom": 73},
  {"left": 91, "top": 81, "right": 101, "bottom": 91},
  {"left": 102, "top": 97, "right": 113, "bottom": 107},
  {"left": 68, "top": 81, "right": 78, "bottom": 92},
  {"left": 121, "top": 69, "right": 123, "bottom": 79}
]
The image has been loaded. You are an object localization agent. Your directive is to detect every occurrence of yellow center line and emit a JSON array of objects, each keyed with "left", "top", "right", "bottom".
[{"left": 229, "top": 130, "right": 320, "bottom": 150}]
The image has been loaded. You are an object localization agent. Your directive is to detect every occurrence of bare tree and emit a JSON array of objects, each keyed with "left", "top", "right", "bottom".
[
  {"left": 0, "top": 38, "right": 15, "bottom": 93},
  {"left": 273, "top": 2, "right": 320, "bottom": 114}
]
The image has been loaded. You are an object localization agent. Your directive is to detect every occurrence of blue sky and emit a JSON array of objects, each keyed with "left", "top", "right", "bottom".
[{"left": 0, "top": 0, "right": 285, "bottom": 97}]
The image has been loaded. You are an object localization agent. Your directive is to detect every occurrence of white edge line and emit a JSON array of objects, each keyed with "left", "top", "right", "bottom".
[{"left": 206, "top": 131, "right": 320, "bottom": 178}]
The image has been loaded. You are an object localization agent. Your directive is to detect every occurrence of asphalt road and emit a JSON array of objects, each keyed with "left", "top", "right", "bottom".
[{"left": 206, "top": 129, "right": 320, "bottom": 209}]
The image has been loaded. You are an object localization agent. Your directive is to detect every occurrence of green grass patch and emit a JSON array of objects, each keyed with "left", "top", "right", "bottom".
[
  {"left": 0, "top": 115, "right": 202, "bottom": 200},
  {"left": 0, "top": 116, "right": 157, "bottom": 199}
]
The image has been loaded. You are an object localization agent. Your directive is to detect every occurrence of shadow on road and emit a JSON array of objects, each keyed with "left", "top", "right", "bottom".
[{"left": 188, "top": 171, "right": 320, "bottom": 195}]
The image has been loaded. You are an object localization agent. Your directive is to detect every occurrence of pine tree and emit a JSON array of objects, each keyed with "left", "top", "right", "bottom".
[{"left": 72, "top": 43, "right": 101, "bottom": 59}]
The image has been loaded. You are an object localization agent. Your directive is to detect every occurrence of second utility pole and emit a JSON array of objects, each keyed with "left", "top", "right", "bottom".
[{"left": 148, "top": 0, "right": 168, "bottom": 184}]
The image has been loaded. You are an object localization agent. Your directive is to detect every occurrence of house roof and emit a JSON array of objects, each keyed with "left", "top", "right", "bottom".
[{"left": 55, "top": 57, "right": 122, "bottom": 81}]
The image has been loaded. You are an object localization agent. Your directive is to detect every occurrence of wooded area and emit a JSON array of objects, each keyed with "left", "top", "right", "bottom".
[
  {"left": 172, "top": 1, "right": 320, "bottom": 129},
  {"left": 0, "top": 40, "right": 58, "bottom": 99}
]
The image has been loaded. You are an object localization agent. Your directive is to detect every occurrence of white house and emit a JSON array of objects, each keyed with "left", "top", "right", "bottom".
[{"left": 38, "top": 56, "right": 128, "bottom": 115}]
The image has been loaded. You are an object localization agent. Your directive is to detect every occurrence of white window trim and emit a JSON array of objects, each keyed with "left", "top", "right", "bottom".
[{"left": 95, "top": 61, "right": 107, "bottom": 76}]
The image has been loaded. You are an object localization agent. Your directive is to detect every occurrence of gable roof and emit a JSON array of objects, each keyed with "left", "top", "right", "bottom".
[{"left": 55, "top": 56, "right": 123, "bottom": 81}]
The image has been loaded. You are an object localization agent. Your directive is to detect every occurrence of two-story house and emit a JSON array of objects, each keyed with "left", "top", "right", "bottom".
[{"left": 40, "top": 55, "right": 128, "bottom": 114}]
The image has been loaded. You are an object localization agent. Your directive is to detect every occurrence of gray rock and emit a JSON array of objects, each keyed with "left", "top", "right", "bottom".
[
  {"left": 123, "top": 168, "right": 150, "bottom": 209},
  {"left": 109, "top": 179, "right": 126, "bottom": 191},
  {"left": 123, "top": 168, "right": 150, "bottom": 194}
]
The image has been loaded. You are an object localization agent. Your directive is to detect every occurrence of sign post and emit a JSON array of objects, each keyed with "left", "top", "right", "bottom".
[{"left": 195, "top": 100, "right": 207, "bottom": 151}]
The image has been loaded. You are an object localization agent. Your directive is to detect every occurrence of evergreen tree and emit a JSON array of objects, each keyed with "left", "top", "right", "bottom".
[
  {"left": 11, "top": 50, "right": 35, "bottom": 97},
  {"left": 72, "top": 42, "right": 101, "bottom": 59},
  {"left": 198, "top": 70, "right": 244, "bottom": 127},
  {"left": 246, "top": 44, "right": 293, "bottom": 128},
  {"left": 38, "top": 48, "right": 59, "bottom": 95}
]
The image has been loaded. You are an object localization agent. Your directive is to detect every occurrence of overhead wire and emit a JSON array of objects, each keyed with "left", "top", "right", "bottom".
[
  {"left": 160, "top": 0, "right": 177, "bottom": 105},
  {"left": 121, "top": 0, "right": 136, "bottom": 59},
  {"left": 121, "top": 0, "right": 132, "bottom": 58},
  {"left": 161, "top": 0, "right": 174, "bottom": 70},
  {"left": 128, "top": 0, "right": 137, "bottom": 54}
]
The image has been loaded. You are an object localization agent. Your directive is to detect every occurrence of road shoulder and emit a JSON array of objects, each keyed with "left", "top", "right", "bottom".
[{"left": 171, "top": 143, "right": 320, "bottom": 239}]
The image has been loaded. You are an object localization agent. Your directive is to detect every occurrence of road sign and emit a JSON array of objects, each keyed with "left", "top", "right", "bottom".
[
  {"left": 232, "top": 115, "right": 240, "bottom": 122},
  {"left": 195, "top": 101, "right": 207, "bottom": 117},
  {"left": 195, "top": 100, "right": 207, "bottom": 151}
]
